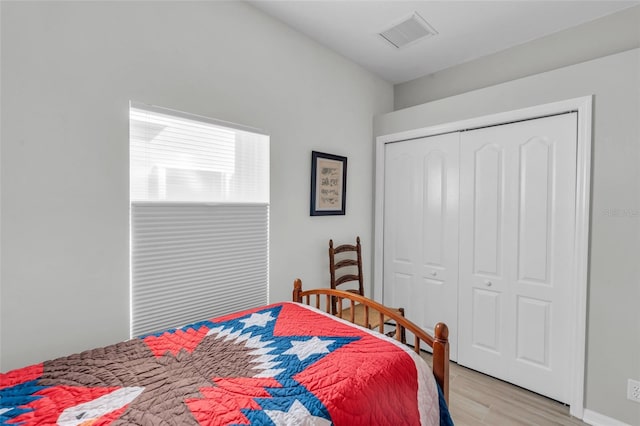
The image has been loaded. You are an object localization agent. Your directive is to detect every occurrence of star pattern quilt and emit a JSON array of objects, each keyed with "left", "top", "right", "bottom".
[{"left": 1, "top": 302, "right": 452, "bottom": 425}]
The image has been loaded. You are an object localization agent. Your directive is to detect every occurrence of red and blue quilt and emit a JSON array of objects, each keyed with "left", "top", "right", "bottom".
[{"left": 1, "top": 302, "right": 452, "bottom": 425}]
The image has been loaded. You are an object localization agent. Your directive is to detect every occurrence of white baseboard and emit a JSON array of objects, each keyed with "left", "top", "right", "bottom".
[{"left": 583, "top": 409, "right": 631, "bottom": 426}]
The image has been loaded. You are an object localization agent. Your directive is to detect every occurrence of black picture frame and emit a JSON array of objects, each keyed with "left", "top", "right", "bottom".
[{"left": 310, "top": 151, "right": 347, "bottom": 216}]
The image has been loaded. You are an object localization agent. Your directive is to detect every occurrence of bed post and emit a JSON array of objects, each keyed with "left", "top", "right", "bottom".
[
  {"left": 433, "top": 322, "right": 450, "bottom": 404},
  {"left": 293, "top": 278, "right": 303, "bottom": 303}
]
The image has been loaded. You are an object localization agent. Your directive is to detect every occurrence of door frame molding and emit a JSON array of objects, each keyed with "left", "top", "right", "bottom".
[{"left": 373, "top": 96, "right": 592, "bottom": 418}]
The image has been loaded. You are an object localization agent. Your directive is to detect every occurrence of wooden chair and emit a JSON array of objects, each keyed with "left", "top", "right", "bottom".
[{"left": 329, "top": 236, "right": 405, "bottom": 343}]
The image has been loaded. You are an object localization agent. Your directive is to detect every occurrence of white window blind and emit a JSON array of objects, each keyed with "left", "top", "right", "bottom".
[{"left": 130, "top": 103, "right": 269, "bottom": 337}]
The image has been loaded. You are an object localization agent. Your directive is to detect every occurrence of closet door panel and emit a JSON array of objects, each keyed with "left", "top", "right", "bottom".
[
  {"left": 422, "top": 151, "right": 446, "bottom": 267},
  {"left": 518, "top": 138, "right": 552, "bottom": 283},
  {"left": 458, "top": 113, "right": 577, "bottom": 403},
  {"left": 509, "top": 115, "right": 576, "bottom": 403},
  {"left": 459, "top": 138, "right": 509, "bottom": 375},
  {"left": 473, "top": 145, "right": 504, "bottom": 277},
  {"left": 383, "top": 133, "right": 459, "bottom": 360}
]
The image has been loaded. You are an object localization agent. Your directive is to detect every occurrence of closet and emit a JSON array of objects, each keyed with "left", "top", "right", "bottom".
[{"left": 382, "top": 112, "right": 577, "bottom": 403}]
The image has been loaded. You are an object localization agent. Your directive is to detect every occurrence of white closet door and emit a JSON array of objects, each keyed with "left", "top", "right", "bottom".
[
  {"left": 458, "top": 113, "right": 577, "bottom": 403},
  {"left": 383, "top": 133, "right": 459, "bottom": 360}
]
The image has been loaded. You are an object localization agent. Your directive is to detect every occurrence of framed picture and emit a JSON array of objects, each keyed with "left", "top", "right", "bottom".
[{"left": 310, "top": 151, "right": 347, "bottom": 216}]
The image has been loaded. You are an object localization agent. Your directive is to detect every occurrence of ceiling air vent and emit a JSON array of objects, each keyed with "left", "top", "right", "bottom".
[{"left": 379, "top": 12, "right": 438, "bottom": 49}]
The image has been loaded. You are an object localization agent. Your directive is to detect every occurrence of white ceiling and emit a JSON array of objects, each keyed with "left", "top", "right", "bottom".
[{"left": 249, "top": 0, "right": 640, "bottom": 84}]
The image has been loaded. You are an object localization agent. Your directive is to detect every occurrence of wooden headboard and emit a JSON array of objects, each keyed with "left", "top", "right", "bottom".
[{"left": 292, "top": 278, "right": 449, "bottom": 404}]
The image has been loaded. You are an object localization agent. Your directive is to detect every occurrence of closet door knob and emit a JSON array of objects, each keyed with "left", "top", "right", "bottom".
[
  {"left": 485, "top": 280, "right": 492, "bottom": 287},
  {"left": 431, "top": 271, "right": 437, "bottom": 276}
]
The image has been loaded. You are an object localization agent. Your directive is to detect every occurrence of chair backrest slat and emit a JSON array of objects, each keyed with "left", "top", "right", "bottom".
[{"left": 329, "top": 236, "right": 364, "bottom": 314}]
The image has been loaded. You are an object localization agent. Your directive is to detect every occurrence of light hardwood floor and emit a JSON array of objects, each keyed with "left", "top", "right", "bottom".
[{"left": 420, "top": 353, "right": 588, "bottom": 426}]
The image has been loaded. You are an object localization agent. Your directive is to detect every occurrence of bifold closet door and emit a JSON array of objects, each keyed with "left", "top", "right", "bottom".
[
  {"left": 383, "top": 132, "right": 459, "bottom": 360},
  {"left": 457, "top": 113, "right": 577, "bottom": 403}
]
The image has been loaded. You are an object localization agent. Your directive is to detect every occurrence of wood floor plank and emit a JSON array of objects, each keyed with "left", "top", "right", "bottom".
[{"left": 420, "top": 353, "right": 587, "bottom": 425}]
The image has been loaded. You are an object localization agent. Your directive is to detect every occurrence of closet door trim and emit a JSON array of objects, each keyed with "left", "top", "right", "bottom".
[{"left": 373, "top": 95, "right": 592, "bottom": 419}]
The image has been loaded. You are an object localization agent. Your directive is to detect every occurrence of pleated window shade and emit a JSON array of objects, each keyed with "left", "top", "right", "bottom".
[{"left": 130, "top": 104, "right": 269, "bottom": 337}]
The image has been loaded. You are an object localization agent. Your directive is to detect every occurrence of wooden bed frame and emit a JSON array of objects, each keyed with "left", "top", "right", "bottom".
[{"left": 292, "top": 278, "right": 449, "bottom": 404}]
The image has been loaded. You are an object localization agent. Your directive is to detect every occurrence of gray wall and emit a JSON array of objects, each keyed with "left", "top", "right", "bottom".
[
  {"left": 0, "top": 1, "right": 393, "bottom": 371},
  {"left": 376, "top": 48, "right": 640, "bottom": 425},
  {"left": 395, "top": 5, "right": 640, "bottom": 110}
]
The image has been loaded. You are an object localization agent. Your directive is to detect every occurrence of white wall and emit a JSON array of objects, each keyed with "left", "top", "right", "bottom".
[
  {"left": 395, "top": 5, "right": 640, "bottom": 110},
  {"left": 375, "top": 48, "right": 640, "bottom": 425},
  {"left": 0, "top": 1, "right": 393, "bottom": 371}
]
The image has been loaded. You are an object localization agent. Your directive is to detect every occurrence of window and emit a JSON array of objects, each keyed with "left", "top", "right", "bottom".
[{"left": 130, "top": 103, "right": 269, "bottom": 337}]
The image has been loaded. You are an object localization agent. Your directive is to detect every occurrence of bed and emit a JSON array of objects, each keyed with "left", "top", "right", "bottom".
[{"left": 1, "top": 279, "right": 452, "bottom": 425}]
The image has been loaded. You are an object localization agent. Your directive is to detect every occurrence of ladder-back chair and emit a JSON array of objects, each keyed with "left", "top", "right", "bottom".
[{"left": 329, "top": 236, "right": 405, "bottom": 342}]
